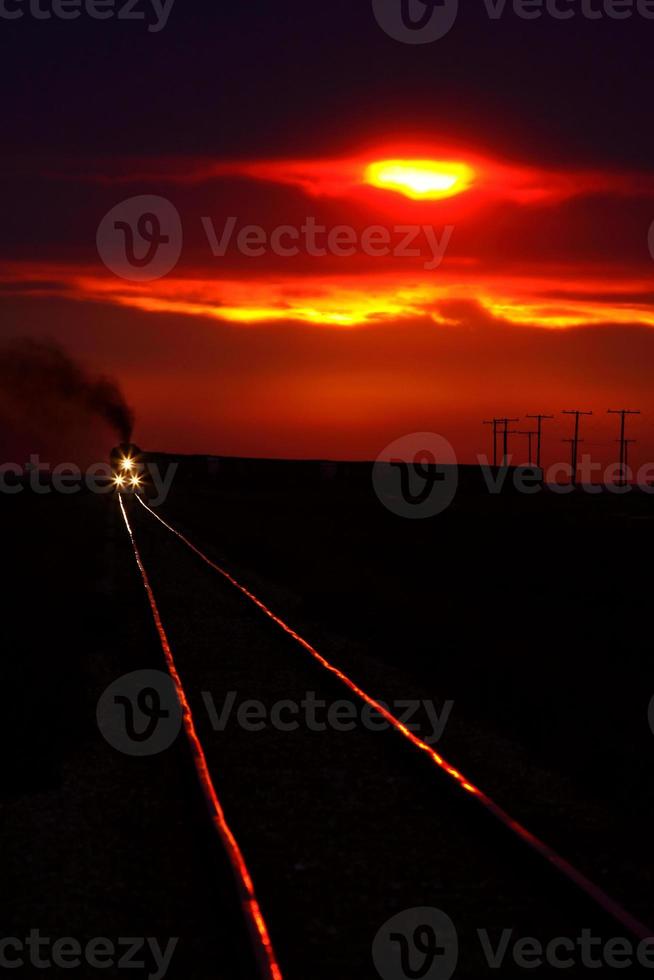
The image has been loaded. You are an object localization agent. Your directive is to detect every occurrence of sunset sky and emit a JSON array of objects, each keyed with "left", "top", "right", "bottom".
[{"left": 2, "top": 2, "right": 654, "bottom": 466}]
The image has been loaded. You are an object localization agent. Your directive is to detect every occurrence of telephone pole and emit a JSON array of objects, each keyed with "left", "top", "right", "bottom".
[
  {"left": 518, "top": 431, "right": 538, "bottom": 466},
  {"left": 625, "top": 439, "right": 636, "bottom": 483},
  {"left": 608, "top": 409, "right": 640, "bottom": 486},
  {"left": 496, "top": 418, "right": 520, "bottom": 466},
  {"left": 526, "top": 414, "right": 554, "bottom": 470},
  {"left": 483, "top": 419, "right": 501, "bottom": 468},
  {"left": 562, "top": 410, "right": 593, "bottom": 484}
]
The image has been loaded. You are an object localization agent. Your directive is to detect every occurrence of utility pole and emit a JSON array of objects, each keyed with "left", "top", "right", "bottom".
[
  {"left": 518, "top": 431, "right": 538, "bottom": 466},
  {"left": 562, "top": 410, "right": 593, "bottom": 484},
  {"left": 563, "top": 438, "right": 582, "bottom": 482},
  {"left": 496, "top": 418, "right": 520, "bottom": 466},
  {"left": 624, "top": 439, "right": 636, "bottom": 484},
  {"left": 608, "top": 409, "right": 640, "bottom": 486},
  {"left": 483, "top": 419, "right": 501, "bottom": 467},
  {"left": 526, "top": 414, "right": 554, "bottom": 470}
]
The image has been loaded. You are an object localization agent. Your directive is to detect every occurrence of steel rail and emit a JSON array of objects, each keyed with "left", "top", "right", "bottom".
[
  {"left": 134, "top": 492, "right": 653, "bottom": 942},
  {"left": 119, "top": 494, "right": 283, "bottom": 980}
]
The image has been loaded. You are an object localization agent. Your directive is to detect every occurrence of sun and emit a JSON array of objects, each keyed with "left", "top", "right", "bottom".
[{"left": 364, "top": 159, "right": 475, "bottom": 200}]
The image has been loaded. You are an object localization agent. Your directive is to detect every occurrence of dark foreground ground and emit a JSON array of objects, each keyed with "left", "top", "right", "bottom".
[{"left": 3, "top": 457, "right": 654, "bottom": 977}]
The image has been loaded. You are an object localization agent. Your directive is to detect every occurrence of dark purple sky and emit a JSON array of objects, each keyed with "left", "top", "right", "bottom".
[{"left": 2, "top": 1, "right": 654, "bottom": 464}]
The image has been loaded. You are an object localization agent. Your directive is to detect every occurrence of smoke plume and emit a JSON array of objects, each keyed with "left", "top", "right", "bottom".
[{"left": 0, "top": 338, "right": 134, "bottom": 444}]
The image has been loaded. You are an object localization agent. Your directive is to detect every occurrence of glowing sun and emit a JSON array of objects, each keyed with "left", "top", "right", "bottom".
[{"left": 364, "top": 159, "right": 475, "bottom": 200}]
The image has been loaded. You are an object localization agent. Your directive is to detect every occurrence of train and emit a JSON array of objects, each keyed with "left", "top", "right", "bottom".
[{"left": 110, "top": 442, "right": 145, "bottom": 491}]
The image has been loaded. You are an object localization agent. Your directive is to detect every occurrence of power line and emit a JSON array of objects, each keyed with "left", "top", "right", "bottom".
[
  {"left": 608, "top": 409, "right": 640, "bottom": 486},
  {"left": 483, "top": 419, "right": 501, "bottom": 468},
  {"left": 517, "top": 431, "right": 538, "bottom": 466},
  {"left": 483, "top": 418, "right": 520, "bottom": 467},
  {"left": 497, "top": 418, "right": 520, "bottom": 466},
  {"left": 562, "top": 410, "right": 593, "bottom": 484},
  {"left": 526, "top": 414, "right": 554, "bottom": 470}
]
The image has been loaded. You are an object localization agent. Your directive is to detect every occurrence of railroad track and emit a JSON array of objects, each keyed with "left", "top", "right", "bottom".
[{"left": 117, "top": 491, "right": 652, "bottom": 978}]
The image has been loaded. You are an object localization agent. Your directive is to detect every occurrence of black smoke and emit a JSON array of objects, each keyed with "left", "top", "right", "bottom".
[{"left": 0, "top": 338, "right": 134, "bottom": 444}]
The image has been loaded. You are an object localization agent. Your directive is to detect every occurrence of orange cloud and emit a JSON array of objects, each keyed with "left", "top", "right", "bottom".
[
  {"left": 2, "top": 263, "right": 654, "bottom": 331},
  {"left": 50, "top": 145, "right": 654, "bottom": 208}
]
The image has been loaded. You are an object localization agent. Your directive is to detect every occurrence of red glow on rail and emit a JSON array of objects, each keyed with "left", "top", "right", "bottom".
[
  {"left": 118, "top": 495, "right": 283, "bottom": 980},
  {"left": 135, "top": 495, "right": 653, "bottom": 943}
]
